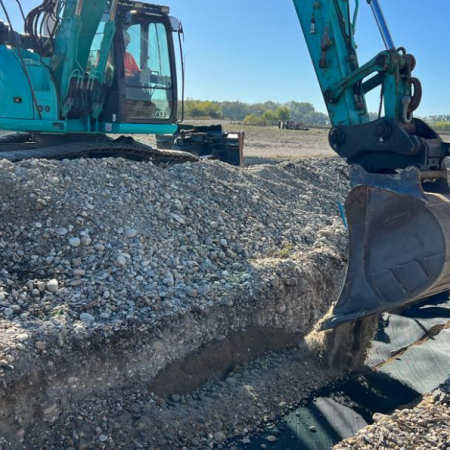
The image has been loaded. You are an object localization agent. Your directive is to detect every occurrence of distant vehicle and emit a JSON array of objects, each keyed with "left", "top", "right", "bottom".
[{"left": 278, "top": 120, "right": 309, "bottom": 131}]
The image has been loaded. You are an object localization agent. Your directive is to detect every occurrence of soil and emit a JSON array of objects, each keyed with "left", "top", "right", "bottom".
[
  {"left": 136, "top": 120, "right": 334, "bottom": 166},
  {"left": 305, "top": 313, "right": 379, "bottom": 373}
]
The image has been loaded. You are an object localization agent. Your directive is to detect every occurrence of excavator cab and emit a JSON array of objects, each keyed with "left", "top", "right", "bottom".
[
  {"left": 0, "top": 0, "right": 244, "bottom": 165},
  {"left": 0, "top": 0, "right": 181, "bottom": 136},
  {"left": 99, "top": 4, "right": 180, "bottom": 128}
]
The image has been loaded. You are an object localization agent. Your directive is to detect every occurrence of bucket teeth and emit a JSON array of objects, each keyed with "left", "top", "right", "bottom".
[{"left": 322, "top": 165, "right": 450, "bottom": 330}]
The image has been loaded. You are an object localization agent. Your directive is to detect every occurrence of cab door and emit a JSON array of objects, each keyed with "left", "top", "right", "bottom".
[{"left": 119, "top": 18, "right": 177, "bottom": 124}]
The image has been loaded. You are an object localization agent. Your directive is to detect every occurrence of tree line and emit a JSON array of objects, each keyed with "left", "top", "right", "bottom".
[
  {"left": 423, "top": 115, "right": 450, "bottom": 132},
  {"left": 183, "top": 99, "right": 450, "bottom": 131},
  {"left": 184, "top": 99, "right": 330, "bottom": 126}
]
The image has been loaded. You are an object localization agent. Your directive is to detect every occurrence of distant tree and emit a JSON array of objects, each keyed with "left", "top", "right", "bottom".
[
  {"left": 248, "top": 103, "right": 268, "bottom": 117},
  {"left": 427, "top": 115, "right": 450, "bottom": 123},
  {"left": 185, "top": 99, "right": 223, "bottom": 119},
  {"left": 183, "top": 98, "right": 332, "bottom": 125},
  {"left": 261, "top": 110, "right": 278, "bottom": 124},
  {"left": 286, "top": 101, "right": 315, "bottom": 121},
  {"left": 261, "top": 101, "right": 280, "bottom": 111},
  {"left": 368, "top": 111, "right": 379, "bottom": 121},
  {"left": 304, "top": 111, "right": 329, "bottom": 126},
  {"left": 275, "top": 106, "right": 291, "bottom": 121},
  {"left": 221, "top": 101, "right": 250, "bottom": 121},
  {"left": 243, "top": 114, "right": 263, "bottom": 125}
]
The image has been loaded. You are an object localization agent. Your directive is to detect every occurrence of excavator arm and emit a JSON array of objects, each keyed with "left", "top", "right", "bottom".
[
  {"left": 293, "top": 0, "right": 447, "bottom": 172},
  {"left": 293, "top": 0, "right": 450, "bottom": 329},
  {"left": 50, "top": 0, "right": 114, "bottom": 118}
]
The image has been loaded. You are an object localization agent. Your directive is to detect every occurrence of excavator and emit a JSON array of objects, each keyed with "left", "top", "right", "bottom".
[
  {"left": 0, "top": 0, "right": 244, "bottom": 166},
  {"left": 0, "top": 0, "right": 449, "bottom": 331}
]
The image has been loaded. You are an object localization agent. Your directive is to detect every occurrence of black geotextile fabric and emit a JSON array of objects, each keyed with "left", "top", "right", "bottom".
[
  {"left": 237, "top": 294, "right": 450, "bottom": 450},
  {"left": 369, "top": 293, "right": 450, "bottom": 367}
]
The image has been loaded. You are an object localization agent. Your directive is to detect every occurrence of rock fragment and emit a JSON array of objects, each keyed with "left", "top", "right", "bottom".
[{"left": 69, "top": 237, "right": 81, "bottom": 247}]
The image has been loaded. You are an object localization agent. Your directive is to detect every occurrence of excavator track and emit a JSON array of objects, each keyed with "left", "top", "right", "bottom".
[
  {"left": 0, "top": 133, "right": 32, "bottom": 144},
  {"left": 0, "top": 135, "right": 199, "bottom": 165}
]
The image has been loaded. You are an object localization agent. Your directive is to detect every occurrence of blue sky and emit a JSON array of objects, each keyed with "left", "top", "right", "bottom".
[{"left": 3, "top": 1, "right": 450, "bottom": 116}]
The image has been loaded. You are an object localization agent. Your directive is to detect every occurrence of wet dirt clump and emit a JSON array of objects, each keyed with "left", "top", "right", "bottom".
[{"left": 306, "top": 313, "right": 379, "bottom": 372}]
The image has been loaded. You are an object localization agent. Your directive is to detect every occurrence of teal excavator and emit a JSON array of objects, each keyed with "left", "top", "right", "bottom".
[
  {"left": 1, "top": 0, "right": 450, "bottom": 330},
  {"left": 0, "top": 0, "right": 244, "bottom": 165}
]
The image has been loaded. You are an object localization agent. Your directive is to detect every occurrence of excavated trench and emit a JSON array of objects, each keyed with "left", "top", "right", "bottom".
[
  {"left": 2, "top": 255, "right": 450, "bottom": 450},
  {"left": 231, "top": 292, "right": 450, "bottom": 450},
  {"left": 2, "top": 156, "right": 448, "bottom": 449},
  {"left": 150, "top": 327, "right": 302, "bottom": 398},
  {"left": 3, "top": 248, "right": 450, "bottom": 450},
  {"left": 0, "top": 250, "right": 347, "bottom": 448}
]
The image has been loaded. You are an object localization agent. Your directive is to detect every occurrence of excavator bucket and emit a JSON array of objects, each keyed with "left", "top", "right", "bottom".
[{"left": 322, "top": 165, "right": 450, "bottom": 330}]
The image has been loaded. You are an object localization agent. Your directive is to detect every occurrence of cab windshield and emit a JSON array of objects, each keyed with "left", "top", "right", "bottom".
[{"left": 122, "top": 20, "right": 174, "bottom": 121}]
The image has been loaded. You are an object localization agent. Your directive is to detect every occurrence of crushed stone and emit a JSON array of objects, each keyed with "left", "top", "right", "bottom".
[
  {"left": 0, "top": 156, "right": 353, "bottom": 448},
  {"left": 334, "top": 382, "right": 450, "bottom": 450}
]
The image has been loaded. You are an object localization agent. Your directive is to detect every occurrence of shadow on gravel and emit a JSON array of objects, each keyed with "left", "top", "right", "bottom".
[
  {"left": 244, "top": 157, "right": 286, "bottom": 166},
  {"left": 150, "top": 327, "right": 302, "bottom": 397}
]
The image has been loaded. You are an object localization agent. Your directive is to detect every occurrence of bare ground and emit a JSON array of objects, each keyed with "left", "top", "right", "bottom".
[
  {"left": 137, "top": 120, "right": 335, "bottom": 166},
  {"left": 227, "top": 125, "right": 333, "bottom": 165}
]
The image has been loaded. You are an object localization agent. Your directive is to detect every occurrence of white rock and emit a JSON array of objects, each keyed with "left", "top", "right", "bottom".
[
  {"left": 69, "top": 237, "right": 81, "bottom": 248},
  {"left": 16, "top": 333, "right": 30, "bottom": 342},
  {"left": 116, "top": 255, "right": 127, "bottom": 266},
  {"left": 46, "top": 279, "right": 59, "bottom": 293},
  {"left": 125, "top": 228, "right": 137, "bottom": 238},
  {"left": 170, "top": 213, "right": 185, "bottom": 225},
  {"left": 56, "top": 227, "right": 68, "bottom": 236},
  {"left": 81, "top": 237, "right": 92, "bottom": 246},
  {"left": 80, "top": 313, "right": 95, "bottom": 326}
]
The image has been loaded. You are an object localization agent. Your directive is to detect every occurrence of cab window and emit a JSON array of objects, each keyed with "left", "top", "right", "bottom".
[{"left": 122, "top": 21, "right": 174, "bottom": 121}]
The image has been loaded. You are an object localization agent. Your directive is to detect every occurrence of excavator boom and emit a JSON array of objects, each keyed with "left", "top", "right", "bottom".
[{"left": 293, "top": 0, "right": 450, "bottom": 329}]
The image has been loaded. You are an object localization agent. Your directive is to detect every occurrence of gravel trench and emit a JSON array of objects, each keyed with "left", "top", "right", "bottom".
[{"left": 0, "top": 156, "right": 350, "bottom": 448}]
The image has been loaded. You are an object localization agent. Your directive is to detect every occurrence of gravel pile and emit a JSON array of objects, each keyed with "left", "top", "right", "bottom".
[
  {"left": 334, "top": 382, "right": 450, "bottom": 450},
  {"left": 0, "top": 156, "right": 348, "bottom": 341},
  {"left": 0, "top": 156, "right": 350, "bottom": 448}
]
